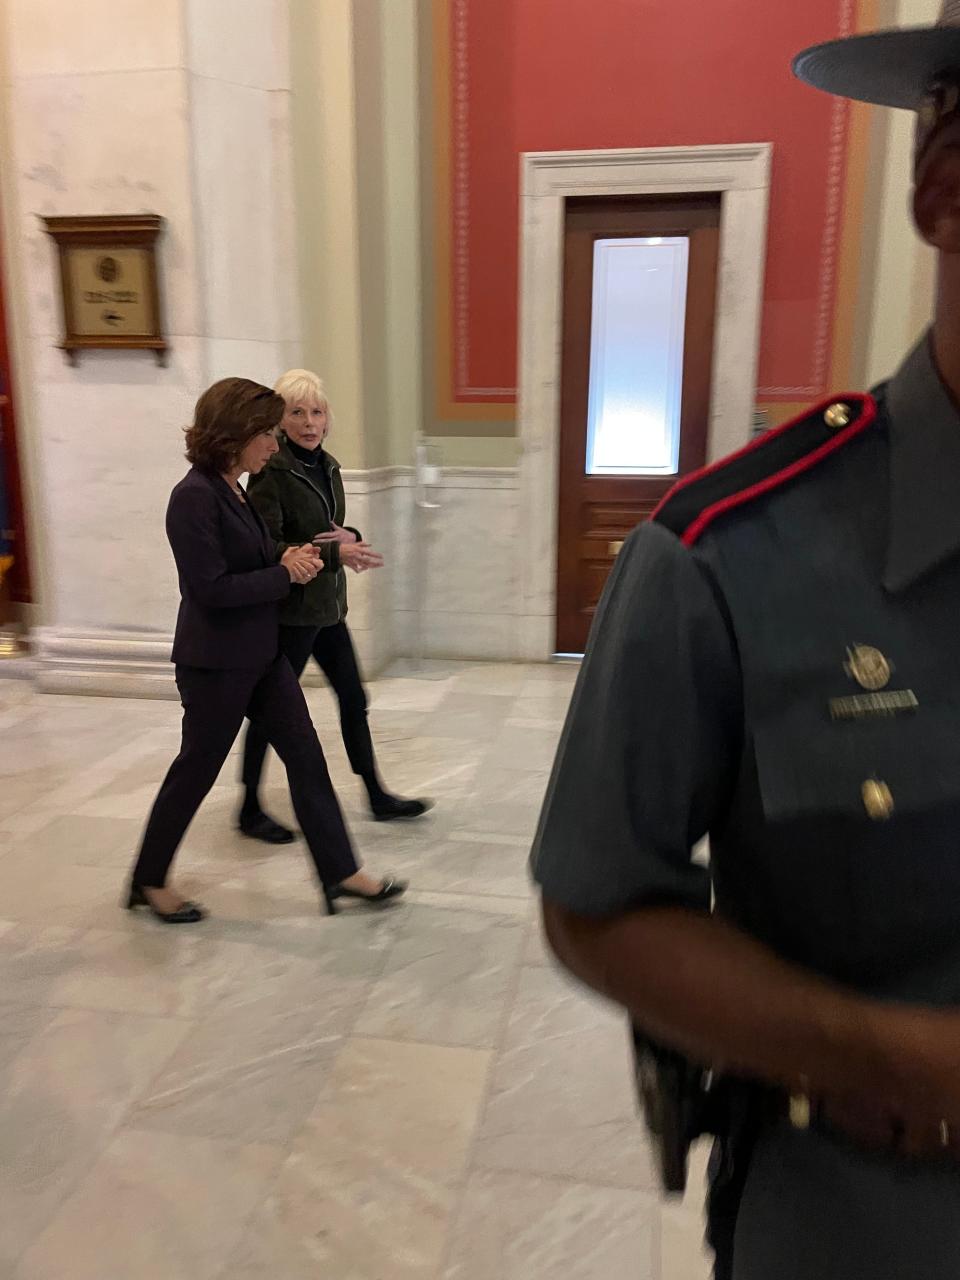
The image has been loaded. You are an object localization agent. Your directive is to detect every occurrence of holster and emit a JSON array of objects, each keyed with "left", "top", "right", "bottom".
[
  {"left": 631, "top": 1025, "right": 764, "bottom": 1277},
  {"left": 631, "top": 1026, "right": 726, "bottom": 1194}
]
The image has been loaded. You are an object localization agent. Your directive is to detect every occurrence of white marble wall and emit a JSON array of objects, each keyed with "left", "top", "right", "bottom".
[
  {"left": 186, "top": 0, "right": 300, "bottom": 385},
  {"left": 30, "top": 462, "right": 525, "bottom": 696},
  {"left": 336, "top": 468, "right": 414, "bottom": 678},
  {"left": 321, "top": 467, "right": 523, "bottom": 677},
  {"left": 0, "top": 0, "right": 300, "bottom": 689},
  {"left": 400, "top": 471, "right": 522, "bottom": 663}
]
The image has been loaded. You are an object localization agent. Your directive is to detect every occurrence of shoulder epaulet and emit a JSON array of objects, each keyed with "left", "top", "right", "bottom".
[{"left": 653, "top": 394, "right": 877, "bottom": 546}]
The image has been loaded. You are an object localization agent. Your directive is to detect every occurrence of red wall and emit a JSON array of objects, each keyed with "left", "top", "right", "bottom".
[{"left": 444, "top": 0, "right": 857, "bottom": 408}]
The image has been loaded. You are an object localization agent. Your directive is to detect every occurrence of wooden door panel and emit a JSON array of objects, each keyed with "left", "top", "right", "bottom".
[{"left": 555, "top": 195, "right": 721, "bottom": 654}]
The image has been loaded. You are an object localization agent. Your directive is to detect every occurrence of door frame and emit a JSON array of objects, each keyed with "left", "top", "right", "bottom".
[{"left": 516, "top": 144, "right": 772, "bottom": 660}]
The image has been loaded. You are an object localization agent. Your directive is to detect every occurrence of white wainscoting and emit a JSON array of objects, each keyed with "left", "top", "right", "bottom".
[
  {"left": 399, "top": 468, "right": 521, "bottom": 663},
  {"left": 28, "top": 464, "right": 527, "bottom": 697}
]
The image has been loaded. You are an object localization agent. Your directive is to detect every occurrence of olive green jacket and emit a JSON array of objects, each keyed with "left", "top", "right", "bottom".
[{"left": 246, "top": 437, "right": 359, "bottom": 628}]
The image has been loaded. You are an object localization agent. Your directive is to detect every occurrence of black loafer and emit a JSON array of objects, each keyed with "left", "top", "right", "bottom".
[
  {"left": 326, "top": 876, "right": 408, "bottom": 907},
  {"left": 125, "top": 884, "right": 207, "bottom": 924},
  {"left": 238, "top": 812, "right": 296, "bottom": 844},
  {"left": 371, "top": 797, "right": 434, "bottom": 822}
]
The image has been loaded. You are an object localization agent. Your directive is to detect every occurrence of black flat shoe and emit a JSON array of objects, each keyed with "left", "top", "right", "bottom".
[
  {"left": 371, "top": 796, "right": 434, "bottom": 822},
  {"left": 238, "top": 812, "right": 296, "bottom": 844},
  {"left": 326, "top": 876, "right": 408, "bottom": 907},
  {"left": 125, "top": 884, "right": 207, "bottom": 924}
]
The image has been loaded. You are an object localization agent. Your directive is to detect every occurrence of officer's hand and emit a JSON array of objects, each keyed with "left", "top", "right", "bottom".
[
  {"left": 827, "top": 1005, "right": 960, "bottom": 1160},
  {"left": 817, "top": 1091, "right": 960, "bottom": 1161}
]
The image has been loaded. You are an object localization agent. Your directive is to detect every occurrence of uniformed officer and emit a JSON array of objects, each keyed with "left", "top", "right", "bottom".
[{"left": 532, "top": 6, "right": 960, "bottom": 1277}]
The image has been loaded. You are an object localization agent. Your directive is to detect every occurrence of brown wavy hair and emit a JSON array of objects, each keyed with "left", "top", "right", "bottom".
[{"left": 184, "top": 377, "right": 285, "bottom": 472}]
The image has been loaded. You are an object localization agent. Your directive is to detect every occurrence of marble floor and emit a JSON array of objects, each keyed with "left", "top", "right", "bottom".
[{"left": 0, "top": 660, "right": 711, "bottom": 1280}]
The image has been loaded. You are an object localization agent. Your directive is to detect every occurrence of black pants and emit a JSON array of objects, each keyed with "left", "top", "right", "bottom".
[
  {"left": 241, "top": 622, "right": 375, "bottom": 797},
  {"left": 132, "top": 656, "right": 358, "bottom": 890}
]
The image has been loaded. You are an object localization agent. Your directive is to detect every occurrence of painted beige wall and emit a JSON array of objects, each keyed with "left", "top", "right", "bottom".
[
  {"left": 290, "top": 0, "right": 425, "bottom": 471},
  {"left": 381, "top": 0, "right": 425, "bottom": 469},
  {"left": 289, "top": 0, "right": 366, "bottom": 469}
]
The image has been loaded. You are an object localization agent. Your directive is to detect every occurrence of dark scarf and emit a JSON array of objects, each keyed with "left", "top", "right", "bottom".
[{"left": 287, "top": 438, "right": 334, "bottom": 514}]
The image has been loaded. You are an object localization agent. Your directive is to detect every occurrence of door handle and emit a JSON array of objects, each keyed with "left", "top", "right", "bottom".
[{"left": 608, "top": 540, "right": 624, "bottom": 557}]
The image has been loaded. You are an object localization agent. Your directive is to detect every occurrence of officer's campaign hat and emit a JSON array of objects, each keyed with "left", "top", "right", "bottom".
[
  {"left": 794, "top": 2, "right": 960, "bottom": 167},
  {"left": 794, "top": 2, "right": 960, "bottom": 108}
]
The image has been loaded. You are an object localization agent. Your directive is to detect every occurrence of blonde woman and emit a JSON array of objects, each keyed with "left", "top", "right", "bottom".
[{"left": 238, "top": 370, "right": 430, "bottom": 856}]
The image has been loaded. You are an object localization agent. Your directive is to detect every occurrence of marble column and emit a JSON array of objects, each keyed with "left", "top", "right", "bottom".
[{"left": 0, "top": 0, "right": 299, "bottom": 695}]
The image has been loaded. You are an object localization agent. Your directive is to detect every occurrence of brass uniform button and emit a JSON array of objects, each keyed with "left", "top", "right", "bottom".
[
  {"left": 862, "top": 779, "right": 895, "bottom": 821},
  {"left": 824, "top": 403, "right": 852, "bottom": 430}
]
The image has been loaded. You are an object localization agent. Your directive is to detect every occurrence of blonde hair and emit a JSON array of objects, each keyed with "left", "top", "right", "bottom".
[{"left": 273, "top": 369, "right": 335, "bottom": 431}]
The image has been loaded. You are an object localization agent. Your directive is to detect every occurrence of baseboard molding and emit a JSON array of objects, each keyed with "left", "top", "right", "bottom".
[
  {"left": 32, "top": 626, "right": 393, "bottom": 699},
  {"left": 33, "top": 628, "right": 178, "bottom": 699}
]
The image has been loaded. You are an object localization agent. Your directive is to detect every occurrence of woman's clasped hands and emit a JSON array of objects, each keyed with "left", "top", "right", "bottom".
[{"left": 281, "top": 543, "right": 323, "bottom": 584}]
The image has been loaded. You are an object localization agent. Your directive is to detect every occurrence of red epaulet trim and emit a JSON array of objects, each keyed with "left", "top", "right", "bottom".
[{"left": 651, "top": 393, "right": 878, "bottom": 547}]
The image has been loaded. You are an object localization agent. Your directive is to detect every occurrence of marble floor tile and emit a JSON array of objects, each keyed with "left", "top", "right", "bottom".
[
  {"left": 454, "top": 766, "right": 550, "bottom": 838},
  {"left": 660, "top": 1202, "right": 711, "bottom": 1280},
  {"left": 0, "top": 1007, "right": 190, "bottom": 1269},
  {"left": 368, "top": 706, "right": 432, "bottom": 738},
  {"left": 0, "top": 766, "right": 69, "bottom": 824},
  {"left": 441, "top": 1170, "right": 658, "bottom": 1280},
  {"left": 382, "top": 836, "right": 533, "bottom": 900},
  {"left": 0, "top": 847, "right": 129, "bottom": 928},
  {"left": 355, "top": 905, "right": 526, "bottom": 1048},
  {"left": 510, "top": 691, "right": 574, "bottom": 723},
  {"left": 450, "top": 662, "right": 531, "bottom": 695},
  {"left": 420, "top": 692, "right": 516, "bottom": 743},
  {"left": 0, "top": 925, "right": 90, "bottom": 1006},
  {"left": 129, "top": 927, "right": 388, "bottom": 1142},
  {"left": 523, "top": 916, "right": 553, "bottom": 966},
  {"left": 368, "top": 675, "right": 451, "bottom": 713},
  {"left": 43, "top": 925, "right": 284, "bottom": 1019},
  {"left": 0, "top": 660, "right": 716, "bottom": 1280},
  {"left": 18, "top": 1129, "right": 282, "bottom": 1280},
  {"left": 225, "top": 1036, "right": 490, "bottom": 1280},
  {"left": 17, "top": 812, "right": 144, "bottom": 868},
  {"left": 226, "top": 1148, "right": 454, "bottom": 1280},
  {"left": 658, "top": 1141, "right": 711, "bottom": 1280},
  {"left": 482, "top": 722, "right": 566, "bottom": 774},
  {"left": 370, "top": 733, "right": 482, "bottom": 803},
  {"left": 0, "top": 1002, "right": 58, "bottom": 1078},
  {"left": 306, "top": 1036, "right": 492, "bottom": 1184},
  {"left": 401, "top": 889, "right": 532, "bottom": 919},
  {"left": 473, "top": 964, "right": 658, "bottom": 1189}
]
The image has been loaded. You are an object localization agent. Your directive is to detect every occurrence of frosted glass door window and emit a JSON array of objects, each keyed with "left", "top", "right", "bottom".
[{"left": 585, "top": 237, "right": 690, "bottom": 476}]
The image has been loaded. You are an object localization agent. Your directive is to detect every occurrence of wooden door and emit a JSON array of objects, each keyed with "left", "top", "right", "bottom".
[{"left": 555, "top": 195, "right": 721, "bottom": 654}]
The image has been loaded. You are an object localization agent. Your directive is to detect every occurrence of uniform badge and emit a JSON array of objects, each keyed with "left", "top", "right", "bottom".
[
  {"left": 844, "top": 645, "right": 892, "bottom": 691},
  {"left": 830, "top": 644, "right": 917, "bottom": 721}
]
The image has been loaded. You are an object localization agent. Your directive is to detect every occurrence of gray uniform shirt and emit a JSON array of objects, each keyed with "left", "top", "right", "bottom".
[{"left": 532, "top": 335, "right": 960, "bottom": 1279}]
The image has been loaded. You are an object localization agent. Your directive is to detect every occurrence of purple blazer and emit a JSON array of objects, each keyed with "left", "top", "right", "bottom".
[{"left": 166, "top": 467, "right": 291, "bottom": 669}]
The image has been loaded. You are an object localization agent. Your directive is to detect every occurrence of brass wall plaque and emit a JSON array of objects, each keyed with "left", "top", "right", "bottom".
[{"left": 42, "top": 215, "right": 167, "bottom": 365}]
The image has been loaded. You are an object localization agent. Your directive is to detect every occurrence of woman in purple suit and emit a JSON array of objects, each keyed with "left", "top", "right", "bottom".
[{"left": 126, "top": 377, "right": 406, "bottom": 923}]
